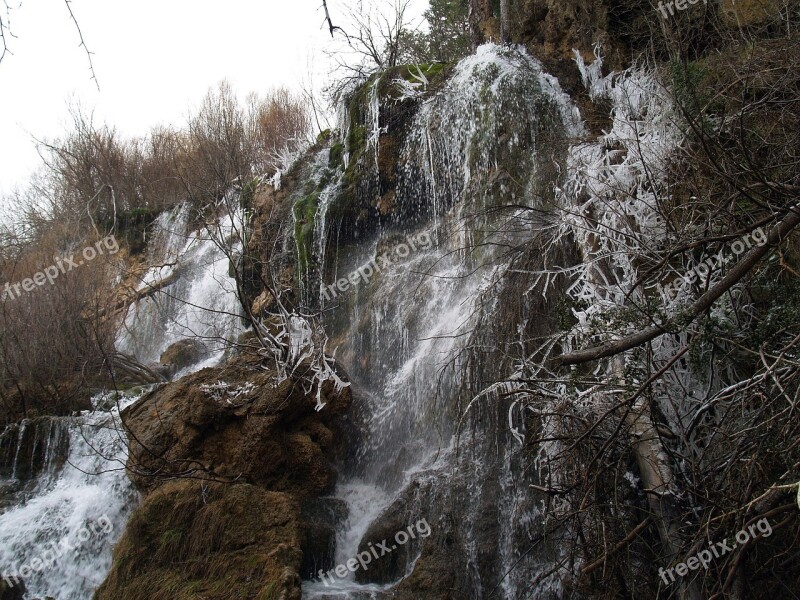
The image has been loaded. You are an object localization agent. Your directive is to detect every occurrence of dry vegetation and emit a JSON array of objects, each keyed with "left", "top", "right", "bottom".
[{"left": 0, "top": 83, "right": 311, "bottom": 424}]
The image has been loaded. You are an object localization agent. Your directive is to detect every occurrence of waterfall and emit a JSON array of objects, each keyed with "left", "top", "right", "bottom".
[
  {"left": 0, "top": 394, "right": 140, "bottom": 600},
  {"left": 304, "top": 44, "right": 581, "bottom": 598},
  {"left": 116, "top": 200, "right": 246, "bottom": 373},
  {"left": 0, "top": 197, "right": 251, "bottom": 598}
]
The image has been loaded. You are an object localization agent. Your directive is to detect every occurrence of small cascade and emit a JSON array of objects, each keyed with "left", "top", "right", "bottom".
[
  {"left": 1, "top": 199, "right": 258, "bottom": 599},
  {"left": 314, "top": 168, "right": 343, "bottom": 293},
  {"left": 399, "top": 44, "right": 581, "bottom": 225},
  {"left": 0, "top": 394, "right": 140, "bottom": 600},
  {"left": 292, "top": 148, "right": 344, "bottom": 307},
  {"left": 116, "top": 201, "right": 246, "bottom": 372},
  {"left": 0, "top": 418, "right": 69, "bottom": 495}
]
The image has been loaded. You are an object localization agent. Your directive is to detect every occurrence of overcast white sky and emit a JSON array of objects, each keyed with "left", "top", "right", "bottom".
[{"left": 0, "top": 0, "right": 425, "bottom": 199}]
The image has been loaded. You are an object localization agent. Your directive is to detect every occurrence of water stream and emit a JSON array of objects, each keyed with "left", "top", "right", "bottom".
[
  {"left": 304, "top": 44, "right": 580, "bottom": 599},
  {"left": 0, "top": 395, "right": 140, "bottom": 600},
  {"left": 0, "top": 43, "right": 629, "bottom": 599},
  {"left": 0, "top": 199, "right": 248, "bottom": 599},
  {"left": 116, "top": 201, "right": 245, "bottom": 372}
]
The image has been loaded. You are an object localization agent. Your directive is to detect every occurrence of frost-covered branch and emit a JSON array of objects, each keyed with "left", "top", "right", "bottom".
[{"left": 553, "top": 204, "right": 800, "bottom": 367}]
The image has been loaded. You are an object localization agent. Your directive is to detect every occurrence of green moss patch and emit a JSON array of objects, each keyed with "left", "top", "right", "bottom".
[{"left": 293, "top": 192, "right": 320, "bottom": 277}]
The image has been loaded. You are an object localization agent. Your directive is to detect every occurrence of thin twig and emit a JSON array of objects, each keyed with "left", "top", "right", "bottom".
[{"left": 63, "top": 0, "right": 99, "bottom": 91}]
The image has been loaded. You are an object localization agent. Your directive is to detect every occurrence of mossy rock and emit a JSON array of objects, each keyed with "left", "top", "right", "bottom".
[
  {"left": 240, "top": 176, "right": 261, "bottom": 211},
  {"left": 293, "top": 191, "right": 320, "bottom": 278},
  {"left": 377, "top": 63, "right": 450, "bottom": 102},
  {"left": 94, "top": 481, "right": 304, "bottom": 600},
  {"left": 159, "top": 339, "right": 210, "bottom": 371},
  {"left": 316, "top": 129, "right": 332, "bottom": 145},
  {"left": 98, "top": 207, "right": 161, "bottom": 255},
  {"left": 328, "top": 143, "right": 345, "bottom": 169},
  {"left": 325, "top": 64, "right": 451, "bottom": 245}
]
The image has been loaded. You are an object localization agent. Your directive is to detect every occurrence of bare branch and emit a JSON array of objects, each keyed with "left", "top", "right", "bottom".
[
  {"left": 63, "top": 0, "right": 99, "bottom": 91},
  {"left": 552, "top": 205, "right": 800, "bottom": 367},
  {"left": 320, "top": 0, "right": 348, "bottom": 39}
]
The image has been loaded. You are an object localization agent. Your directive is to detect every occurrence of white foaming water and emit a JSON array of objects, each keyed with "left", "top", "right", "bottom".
[
  {"left": 0, "top": 200, "right": 251, "bottom": 598},
  {"left": 116, "top": 201, "right": 245, "bottom": 370},
  {"left": 306, "top": 43, "right": 584, "bottom": 597},
  {"left": 0, "top": 393, "right": 141, "bottom": 600}
]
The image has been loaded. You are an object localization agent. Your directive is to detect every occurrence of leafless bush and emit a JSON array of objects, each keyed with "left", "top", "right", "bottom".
[
  {"left": 0, "top": 230, "right": 120, "bottom": 422},
  {"left": 0, "top": 81, "right": 311, "bottom": 422},
  {"left": 324, "top": 0, "right": 418, "bottom": 100}
]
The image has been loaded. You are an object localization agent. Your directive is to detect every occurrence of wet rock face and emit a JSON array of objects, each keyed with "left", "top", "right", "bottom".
[
  {"left": 351, "top": 477, "right": 467, "bottom": 599},
  {"left": 95, "top": 480, "right": 304, "bottom": 600},
  {"left": 299, "top": 496, "right": 348, "bottom": 579},
  {"left": 326, "top": 64, "right": 451, "bottom": 247},
  {"left": 517, "top": 0, "right": 613, "bottom": 59},
  {"left": 98, "top": 352, "right": 352, "bottom": 599},
  {"left": 122, "top": 354, "right": 351, "bottom": 498},
  {"left": 0, "top": 578, "right": 24, "bottom": 600},
  {"left": 158, "top": 339, "right": 210, "bottom": 372},
  {"left": 0, "top": 418, "right": 69, "bottom": 484}
]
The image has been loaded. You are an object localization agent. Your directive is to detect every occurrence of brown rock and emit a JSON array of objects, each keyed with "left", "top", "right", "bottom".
[
  {"left": 95, "top": 480, "right": 304, "bottom": 600},
  {"left": 97, "top": 352, "right": 352, "bottom": 599},
  {"left": 122, "top": 356, "right": 351, "bottom": 498},
  {"left": 159, "top": 339, "right": 209, "bottom": 371}
]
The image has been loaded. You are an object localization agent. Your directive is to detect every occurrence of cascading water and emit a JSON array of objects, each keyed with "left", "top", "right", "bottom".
[
  {"left": 0, "top": 394, "right": 141, "bottom": 600},
  {"left": 116, "top": 200, "right": 246, "bottom": 372},
  {"left": 304, "top": 44, "right": 582, "bottom": 598},
  {"left": 1, "top": 197, "right": 251, "bottom": 598}
]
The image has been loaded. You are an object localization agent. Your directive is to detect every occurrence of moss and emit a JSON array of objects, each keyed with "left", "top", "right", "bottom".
[
  {"left": 95, "top": 481, "right": 303, "bottom": 600},
  {"left": 325, "top": 62, "right": 454, "bottom": 243},
  {"left": 240, "top": 177, "right": 260, "bottom": 212},
  {"left": 346, "top": 124, "right": 368, "bottom": 163},
  {"left": 378, "top": 63, "right": 450, "bottom": 100},
  {"left": 293, "top": 192, "right": 319, "bottom": 277},
  {"left": 404, "top": 62, "right": 446, "bottom": 80},
  {"left": 329, "top": 143, "right": 344, "bottom": 169},
  {"left": 256, "top": 582, "right": 280, "bottom": 600},
  {"left": 316, "top": 129, "right": 332, "bottom": 145}
]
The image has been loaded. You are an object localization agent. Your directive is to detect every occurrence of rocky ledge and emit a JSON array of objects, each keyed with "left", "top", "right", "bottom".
[{"left": 95, "top": 351, "right": 352, "bottom": 600}]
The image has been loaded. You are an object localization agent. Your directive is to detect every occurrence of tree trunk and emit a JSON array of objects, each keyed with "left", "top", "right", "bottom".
[
  {"left": 553, "top": 205, "right": 800, "bottom": 367},
  {"left": 614, "top": 356, "right": 701, "bottom": 600},
  {"left": 469, "top": 0, "right": 492, "bottom": 48},
  {"left": 500, "top": 0, "right": 511, "bottom": 44}
]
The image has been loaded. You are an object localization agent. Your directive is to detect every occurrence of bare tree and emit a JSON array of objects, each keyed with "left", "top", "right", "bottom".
[
  {"left": 323, "top": 0, "right": 416, "bottom": 89},
  {"left": 457, "top": 10, "right": 800, "bottom": 595}
]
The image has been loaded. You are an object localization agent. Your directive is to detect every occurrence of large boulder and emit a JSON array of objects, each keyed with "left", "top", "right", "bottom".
[
  {"left": 121, "top": 356, "right": 350, "bottom": 498},
  {"left": 95, "top": 480, "right": 304, "bottom": 600},
  {"left": 96, "top": 351, "right": 352, "bottom": 599}
]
